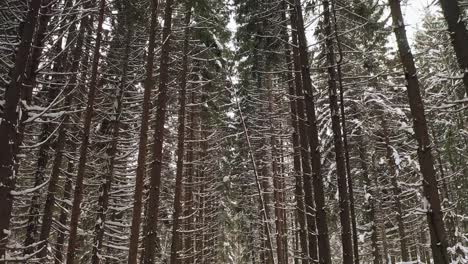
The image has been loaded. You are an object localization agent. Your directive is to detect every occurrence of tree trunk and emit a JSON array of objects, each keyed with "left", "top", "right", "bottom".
[
  {"left": 90, "top": 20, "right": 132, "bottom": 264},
  {"left": 331, "top": 1, "right": 359, "bottom": 261},
  {"left": 292, "top": 1, "right": 335, "bottom": 262},
  {"left": 381, "top": 117, "right": 409, "bottom": 261},
  {"left": 65, "top": 0, "right": 106, "bottom": 261},
  {"left": 322, "top": 0, "right": 354, "bottom": 262},
  {"left": 127, "top": 1, "right": 159, "bottom": 263},
  {"left": 183, "top": 90, "right": 197, "bottom": 264},
  {"left": 288, "top": 11, "right": 311, "bottom": 262},
  {"left": 388, "top": 0, "right": 450, "bottom": 262},
  {"left": 358, "top": 135, "right": 380, "bottom": 264},
  {"left": 438, "top": 0, "right": 468, "bottom": 96},
  {"left": 0, "top": 0, "right": 41, "bottom": 257},
  {"left": 169, "top": 5, "right": 192, "bottom": 264},
  {"left": 266, "top": 72, "right": 287, "bottom": 264},
  {"left": 142, "top": 0, "right": 174, "bottom": 262},
  {"left": 37, "top": 2, "right": 86, "bottom": 258},
  {"left": 54, "top": 155, "right": 75, "bottom": 264}
]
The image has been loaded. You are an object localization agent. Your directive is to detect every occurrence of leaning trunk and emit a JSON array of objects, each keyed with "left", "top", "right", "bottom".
[{"left": 388, "top": 0, "right": 450, "bottom": 262}]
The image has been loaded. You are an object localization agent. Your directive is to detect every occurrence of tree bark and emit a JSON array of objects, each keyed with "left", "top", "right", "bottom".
[
  {"left": 388, "top": 0, "right": 450, "bottom": 262},
  {"left": 142, "top": 0, "right": 174, "bottom": 262},
  {"left": 90, "top": 19, "right": 132, "bottom": 264},
  {"left": 438, "top": 0, "right": 468, "bottom": 96},
  {"left": 322, "top": 0, "right": 354, "bottom": 262},
  {"left": 65, "top": 0, "right": 106, "bottom": 261},
  {"left": 127, "top": 1, "right": 159, "bottom": 263},
  {"left": 380, "top": 117, "right": 409, "bottom": 261},
  {"left": 37, "top": 2, "right": 86, "bottom": 258},
  {"left": 292, "top": 1, "right": 335, "bottom": 262},
  {"left": 169, "top": 5, "right": 191, "bottom": 264},
  {"left": 0, "top": 0, "right": 41, "bottom": 257}
]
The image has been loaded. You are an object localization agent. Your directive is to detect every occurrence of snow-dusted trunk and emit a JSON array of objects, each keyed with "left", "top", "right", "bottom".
[
  {"left": 292, "top": 0, "right": 336, "bottom": 262},
  {"left": 381, "top": 117, "right": 409, "bottom": 261},
  {"left": 331, "top": 1, "right": 360, "bottom": 261},
  {"left": 388, "top": 0, "right": 449, "bottom": 262},
  {"left": 90, "top": 20, "right": 132, "bottom": 264},
  {"left": 438, "top": 0, "right": 468, "bottom": 96},
  {"left": 22, "top": 0, "right": 59, "bottom": 254},
  {"left": 267, "top": 72, "right": 287, "bottom": 264},
  {"left": 358, "top": 135, "right": 381, "bottom": 264},
  {"left": 183, "top": 90, "right": 197, "bottom": 264},
  {"left": 126, "top": 1, "right": 159, "bottom": 263},
  {"left": 65, "top": 0, "right": 106, "bottom": 261},
  {"left": 169, "top": 5, "right": 191, "bottom": 264},
  {"left": 142, "top": 0, "right": 174, "bottom": 262},
  {"left": 322, "top": 0, "right": 354, "bottom": 262},
  {"left": 37, "top": 3, "right": 85, "bottom": 258},
  {"left": 0, "top": 0, "right": 41, "bottom": 257}
]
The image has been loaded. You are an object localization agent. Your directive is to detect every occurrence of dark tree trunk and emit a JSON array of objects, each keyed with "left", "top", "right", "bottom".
[
  {"left": 142, "top": 0, "right": 174, "bottom": 262},
  {"left": 54, "top": 155, "right": 75, "bottom": 264},
  {"left": 169, "top": 5, "right": 192, "bottom": 264},
  {"left": 388, "top": 0, "right": 450, "bottom": 262},
  {"left": 292, "top": 1, "right": 335, "bottom": 262},
  {"left": 266, "top": 72, "right": 287, "bottom": 264},
  {"left": 438, "top": 0, "right": 468, "bottom": 96},
  {"left": 358, "top": 135, "right": 380, "bottom": 264},
  {"left": 127, "top": 1, "right": 159, "bottom": 263},
  {"left": 381, "top": 117, "right": 409, "bottom": 261},
  {"left": 0, "top": 0, "right": 41, "bottom": 257},
  {"left": 37, "top": 2, "right": 85, "bottom": 258},
  {"left": 65, "top": 0, "right": 106, "bottom": 261},
  {"left": 22, "top": 0, "right": 60, "bottom": 254},
  {"left": 322, "top": 0, "right": 354, "bottom": 262},
  {"left": 331, "top": 1, "right": 360, "bottom": 261},
  {"left": 288, "top": 8, "right": 311, "bottom": 261},
  {"left": 183, "top": 90, "right": 197, "bottom": 264},
  {"left": 90, "top": 19, "right": 132, "bottom": 264}
]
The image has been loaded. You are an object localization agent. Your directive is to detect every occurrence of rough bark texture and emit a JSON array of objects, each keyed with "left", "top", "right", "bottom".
[
  {"left": 142, "top": 0, "right": 174, "bottom": 262},
  {"left": 438, "top": 0, "right": 468, "bottom": 96},
  {"left": 388, "top": 0, "right": 450, "bottom": 262},
  {"left": 322, "top": 0, "right": 354, "bottom": 262},
  {"left": 381, "top": 117, "right": 409, "bottom": 261},
  {"left": 169, "top": 5, "right": 191, "bottom": 264},
  {"left": 91, "top": 21, "right": 132, "bottom": 264},
  {"left": 0, "top": 0, "right": 41, "bottom": 257},
  {"left": 37, "top": 4, "right": 85, "bottom": 258},
  {"left": 292, "top": 1, "right": 335, "bottom": 262},
  {"left": 65, "top": 0, "right": 106, "bottom": 261},
  {"left": 127, "top": 1, "right": 159, "bottom": 263}
]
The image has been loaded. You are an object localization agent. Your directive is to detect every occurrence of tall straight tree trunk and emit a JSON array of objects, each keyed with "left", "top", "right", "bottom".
[
  {"left": 65, "top": 0, "right": 106, "bottom": 261},
  {"left": 142, "top": 0, "right": 174, "bottom": 262},
  {"left": 288, "top": 8, "right": 311, "bottom": 261},
  {"left": 54, "top": 155, "right": 75, "bottom": 264},
  {"left": 322, "top": 0, "right": 353, "bottom": 262},
  {"left": 438, "top": 0, "right": 468, "bottom": 96},
  {"left": 183, "top": 90, "right": 197, "bottom": 264},
  {"left": 37, "top": 3, "right": 86, "bottom": 258},
  {"left": 281, "top": 3, "right": 307, "bottom": 258},
  {"left": 169, "top": 5, "right": 191, "bottom": 264},
  {"left": 358, "top": 135, "right": 380, "bottom": 264},
  {"left": 380, "top": 117, "right": 409, "bottom": 261},
  {"left": 90, "top": 20, "right": 132, "bottom": 264},
  {"left": 22, "top": 0, "right": 58, "bottom": 253},
  {"left": 127, "top": 1, "right": 159, "bottom": 263},
  {"left": 0, "top": 0, "right": 41, "bottom": 257},
  {"left": 292, "top": 1, "right": 333, "bottom": 262},
  {"left": 331, "top": 1, "right": 359, "bottom": 261},
  {"left": 388, "top": 0, "right": 450, "bottom": 262},
  {"left": 267, "top": 72, "right": 286, "bottom": 264}
]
